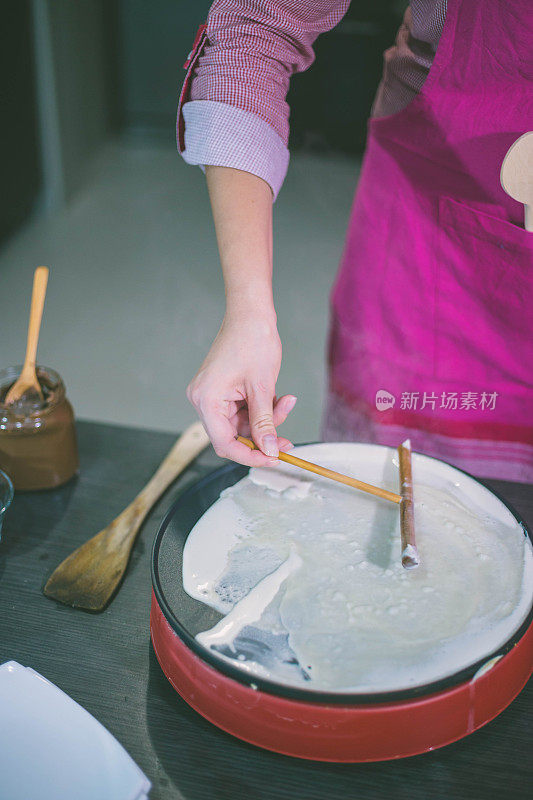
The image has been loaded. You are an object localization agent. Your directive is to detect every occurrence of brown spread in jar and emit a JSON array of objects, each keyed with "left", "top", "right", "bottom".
[{"left": 0, "top": 365, "right": 78, "bottom": 490}]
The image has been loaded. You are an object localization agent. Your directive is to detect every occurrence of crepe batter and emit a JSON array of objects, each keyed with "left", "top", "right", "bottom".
[{"left": 183, "top": 444, "right": 533, "bottom": 694}]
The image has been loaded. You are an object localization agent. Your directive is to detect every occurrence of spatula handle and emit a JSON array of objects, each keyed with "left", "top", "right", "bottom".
[
  {"left": 108, "top": 422, "right": 211, "bottom": 551},
  {"left": 139, "top": 421, "right": 210, "bottom": 509}
]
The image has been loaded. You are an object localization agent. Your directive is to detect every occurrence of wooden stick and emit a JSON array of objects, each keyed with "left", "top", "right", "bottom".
[
  {"left": 237, "top": 436, "right": 401, "bottom": 504},
  {"left": 398, "top": 439, "right": 419, "bottom": 570}
]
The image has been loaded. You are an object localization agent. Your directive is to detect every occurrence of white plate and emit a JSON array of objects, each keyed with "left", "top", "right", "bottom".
[{"left": 0, "top": 661, "right": 151, "bottom": 800}]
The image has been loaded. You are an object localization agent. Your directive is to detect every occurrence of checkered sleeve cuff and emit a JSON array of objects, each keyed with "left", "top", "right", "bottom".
[{"left": 181, "top": 100, "right": 290, "bottom": 201}]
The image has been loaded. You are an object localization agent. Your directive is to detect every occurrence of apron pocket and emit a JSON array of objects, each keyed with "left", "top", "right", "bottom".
[{"left": 435, "top": 196, "right": 533, "bottom": 387}]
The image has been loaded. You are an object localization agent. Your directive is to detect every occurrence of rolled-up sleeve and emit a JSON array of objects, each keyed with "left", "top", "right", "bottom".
[{"left": 177, "top": 1, "right": 350, "bottom": 200}]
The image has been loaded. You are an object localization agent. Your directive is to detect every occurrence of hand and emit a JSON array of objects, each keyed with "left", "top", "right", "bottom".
[{"left": 187, "top": 311, "right": 296, "bottom": 467}]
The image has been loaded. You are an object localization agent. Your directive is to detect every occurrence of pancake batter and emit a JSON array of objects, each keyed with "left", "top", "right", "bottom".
[{"left": 183, "top": 444, "right": 532, "bottom": 693}]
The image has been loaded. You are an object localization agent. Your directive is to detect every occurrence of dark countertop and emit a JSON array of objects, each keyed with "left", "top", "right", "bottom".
[{"left": 0, "top": 420, "right": 531, "bottom": 800}]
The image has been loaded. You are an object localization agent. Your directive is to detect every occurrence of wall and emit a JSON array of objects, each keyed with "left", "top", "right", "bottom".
[
  {"left": 117, "top": 0, "right": 211, "bottom": 138},
  {"left": 0, "top": 1, "right": 41, "bottom": 242},
  {"left": 45, "top": 0, "right": 112, "bottom": 199}
]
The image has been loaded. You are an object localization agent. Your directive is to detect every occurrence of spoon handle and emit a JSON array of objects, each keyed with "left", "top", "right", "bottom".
[{"left": 22, "top": 266, "right": 49, "bottom": 376}]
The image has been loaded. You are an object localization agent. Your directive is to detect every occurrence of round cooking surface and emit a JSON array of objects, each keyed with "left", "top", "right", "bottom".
[{"left": 152, "top": 444, "right": 533, "bottom": 705}]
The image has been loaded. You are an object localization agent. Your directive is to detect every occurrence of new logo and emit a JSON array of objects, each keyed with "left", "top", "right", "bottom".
[{"left": 375, "top": 390, "right": 395, "bottom": 411}]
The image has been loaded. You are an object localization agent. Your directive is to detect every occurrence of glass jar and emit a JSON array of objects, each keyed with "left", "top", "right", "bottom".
[{"left": 0, "top": 365, "right": 78, "bottom": 490}]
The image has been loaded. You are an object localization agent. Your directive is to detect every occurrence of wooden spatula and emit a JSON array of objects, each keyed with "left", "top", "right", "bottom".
[
  {"left": 500, "top": 131, "right": 533, "bottom": 232},
  {"left": 44, "top": 421, "right": 210, "bottom": 611},
  {"left": 5, "top": 266, "right": 49, "bottom": 406}
]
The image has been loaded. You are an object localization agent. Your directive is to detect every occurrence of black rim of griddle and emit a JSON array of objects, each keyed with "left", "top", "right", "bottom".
[{"left": 151, "top": 445, "right": 533, "bottom": 706}]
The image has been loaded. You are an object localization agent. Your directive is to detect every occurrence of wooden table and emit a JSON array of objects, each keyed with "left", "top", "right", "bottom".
[{"left": 0, "top": 420, "right": 531, "bottom": 800}]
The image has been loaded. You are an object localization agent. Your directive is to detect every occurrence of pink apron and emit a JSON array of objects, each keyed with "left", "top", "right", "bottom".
[{"left": 322, "top": 0, "right": 533, "bottom": 483}]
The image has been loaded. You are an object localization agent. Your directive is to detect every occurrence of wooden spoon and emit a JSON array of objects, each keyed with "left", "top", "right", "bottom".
[
  {"left": 44, "top": 421, "right": 210, "bottom": 611},
  {"left": 500, "top": 131, "right": 533, "bottom": 232},
  {"left": 5, "top": 266, "right": 49, "bottom": 406}
]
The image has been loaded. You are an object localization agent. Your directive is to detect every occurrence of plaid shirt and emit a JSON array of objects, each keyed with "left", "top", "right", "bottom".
[{"left": 178, "top": 1, "right": 447, "bottom": 199}]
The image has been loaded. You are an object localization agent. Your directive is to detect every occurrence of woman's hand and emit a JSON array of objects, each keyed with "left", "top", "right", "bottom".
[{"left": 187, "top": 310, "right": 296, "bottom": 467}]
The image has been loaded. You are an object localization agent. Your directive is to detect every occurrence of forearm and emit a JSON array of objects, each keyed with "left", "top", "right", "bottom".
[
  {"left": 189, "top": 165, "right": 297, "bottom": 465},
  {"left": 205, "top": 165, "right": 276, "bottom": 324}
]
